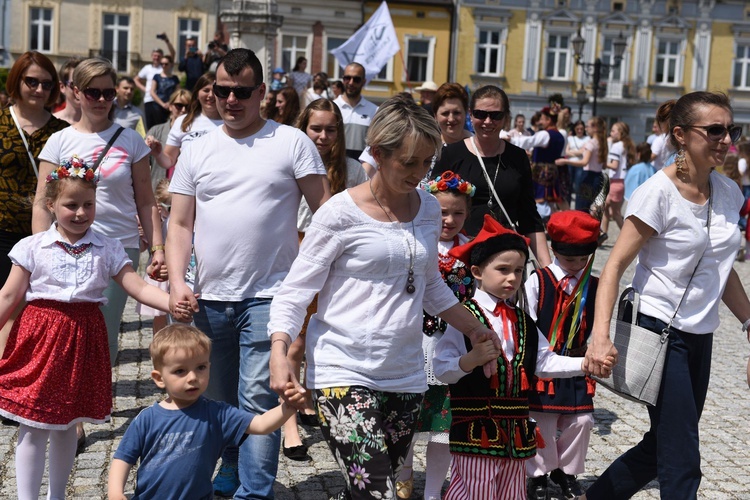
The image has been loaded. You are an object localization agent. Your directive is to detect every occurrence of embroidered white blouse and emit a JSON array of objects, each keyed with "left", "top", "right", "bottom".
[
  {"left": 269, "top": 189, "right": 459, "bottom": 393},
  {"left": 9, "top": 225, "right": 131, "bottom": 304}
]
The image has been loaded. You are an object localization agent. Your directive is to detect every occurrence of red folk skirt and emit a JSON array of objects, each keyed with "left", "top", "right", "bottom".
[{"left": 0, "top": 300, "right": 111, "bottom": 430}]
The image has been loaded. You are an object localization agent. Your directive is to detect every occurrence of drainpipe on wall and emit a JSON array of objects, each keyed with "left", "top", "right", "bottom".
[
  {"left": 449, "top": 0, "right": 460, "bottom": 82},
  {"left": 0, "top": 0, "right": 8, "bottom": 67}
]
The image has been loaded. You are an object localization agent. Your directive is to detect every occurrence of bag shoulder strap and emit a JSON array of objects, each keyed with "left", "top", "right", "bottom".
[
  {"left": 92, "top": 126, "right": 125, "bottom": 172},
  {"left": 9, "top": 106, "right": 39, "bottom": 178}
]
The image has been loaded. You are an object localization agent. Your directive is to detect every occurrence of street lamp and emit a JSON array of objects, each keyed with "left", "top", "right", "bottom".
[
  {"left": 571, "top": 30, "right": 626, "bottom": 117},
  {"left": 576, "top": 85, "right": 588, "bottom": 121}
]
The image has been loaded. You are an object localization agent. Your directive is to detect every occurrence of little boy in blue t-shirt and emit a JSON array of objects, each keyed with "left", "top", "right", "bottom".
[{"left": 108, "top": 325, "right": 297, "bottom": 500}]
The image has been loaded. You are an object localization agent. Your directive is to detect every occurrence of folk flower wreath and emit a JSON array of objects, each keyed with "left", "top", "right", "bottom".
[
  {"left": 46, "top": 155, "right": 99, "bottom": 184},
  {"left": 423, "top": 170, "right": 476, "bottom": 197}
]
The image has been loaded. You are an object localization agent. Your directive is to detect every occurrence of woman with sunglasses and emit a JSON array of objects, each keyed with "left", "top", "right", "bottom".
[
  {"left": 33, "top": 57, "right": 164, "bottom": 369},
  {"left": 152, "top": 72, "right": 223, "bottom": 175},
  {"left": 582, "top": 92, "right": 750, "bottom": 500},
  {"left": 432, "top": 85, "right": 551, "bottom": 266},
  {"left": 0, "top": 51, "right": 68, "bottom": 354},
  {"left": 146, "top": 88, "right": 191, "bottom": 190},
  {"left": 150, "top": 55, "right": 181, "bottom": 126}
]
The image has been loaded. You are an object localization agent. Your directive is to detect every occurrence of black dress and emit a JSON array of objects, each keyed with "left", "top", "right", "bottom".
[{"left": 433, "top": 140, "right": 545, "bottom": 237}]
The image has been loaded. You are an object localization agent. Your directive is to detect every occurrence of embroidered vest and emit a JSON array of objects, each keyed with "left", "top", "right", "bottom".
[
  {"left": 528, "top": 267, "right": 599, "bottom": 414},
  {"left": 423, "top": 255, "right": 475, "bottom": 336},
  {"left": 448, "top": 299, "right": 539, "bottom": 460}
]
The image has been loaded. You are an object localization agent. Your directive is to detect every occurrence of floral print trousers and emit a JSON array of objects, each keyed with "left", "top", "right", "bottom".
[{"left": 314, "top": 386, "right": 424, "bottom": 499}]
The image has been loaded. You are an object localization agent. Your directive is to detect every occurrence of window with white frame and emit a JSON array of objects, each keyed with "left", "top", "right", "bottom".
[
  {"left": 102, "top": 13, "right": 130, "bottom": 72},
  {"left": 373, "top": 59, "right": 394, "bottom": 81},
  {"left": 281, "top": 35, "right": 308, "bottom": 73},
  {"left": 476, "top": 28, "right": 506, "bottom": 76},
  {"left": 405, "top": 36, "right": 434, "bottom": 83},
  {"left": 178, "top": 18, "right": 201, "bottom": 61},
  {"left": 602, "top": 35, "right": 625, "bottom": 83},
  {"left": 654, "top": 39, "right": 681, "bottom": 85},
  {"left": 326, "top": 37, "right": 347, "bottom": 80},
  {"left": 545, "top": 33, "right": 572, "bottom": 80},
  {"left": 29, "top": 7, "right": 53, "bottom": 53},
  {"left": 733, "top": 42, "right": 750, "bottom": 89}
]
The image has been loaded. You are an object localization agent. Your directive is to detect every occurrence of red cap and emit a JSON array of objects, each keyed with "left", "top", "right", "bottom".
[
  {"left": 449, "top": 214, "right": 530, "bottom": 266},
  {"left": 547, "top": 210, "right": 600, "bottom": 256}
]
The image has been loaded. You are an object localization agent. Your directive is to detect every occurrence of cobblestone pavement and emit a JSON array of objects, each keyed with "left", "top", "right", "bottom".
[{"left": 1, "top": 226, "right": 750, "bottom": 499}]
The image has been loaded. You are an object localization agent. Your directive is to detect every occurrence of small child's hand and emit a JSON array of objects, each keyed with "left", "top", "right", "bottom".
[
  {"left": 283, "top": 381, "right": 307, "bottom": 407},
  {"left": 172, "top": 301, "right": 194, "bottom": 322},
  {"left": 461, "top": 339, "right": 498, "bottom": 372},
  {"left": 146, "top": 261, "right": 169, "bottom": 281}
]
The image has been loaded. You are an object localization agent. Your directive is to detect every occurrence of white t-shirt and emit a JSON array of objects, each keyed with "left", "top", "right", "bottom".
[
  {"left": 166, "top": 114, "right": 224, "bottom": 149},
  {"left": 607, "top": 141, "right": 627, "bottom": 180},
  {"left": 169, "top": 120, "right": 326, "bottom": 300},
  {"left": 10, "top": 225, "right": 130, "bottom": 304},
  {"left": 39, "top": 124, "right": 151, "bottom": 248},
  {"left": 650, "top": 133, "right": 672, "bottom": 171},
  {"left": 583, "top": 138, "right": 604, "bottom": 172},
  {"left": 566, "top": 134, "right": 590, "bottom": 162},
  {"left": 297, "top": 157, "right": 368, "bottom": 232},
  {"left": 137, "top": 64, "right": 162, "bottom": 104},
  {"left": 626, "top": 170, "right": 743, "bottom": 333},
  {"left": 268, "top": 189, "right": 459, "bottom": 393}
]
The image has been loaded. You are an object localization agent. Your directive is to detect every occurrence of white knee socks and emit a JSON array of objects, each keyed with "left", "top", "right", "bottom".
[{"left": 423, "top": 441, "right": 451, "bottom": 500}]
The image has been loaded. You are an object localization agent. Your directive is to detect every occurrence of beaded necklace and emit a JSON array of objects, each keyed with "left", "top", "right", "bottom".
[
  {"left": 56, "top": 241, "right": 93, "bottom": 259},
  {"left": 438, "top": 235, "right": 460, "bottom": 273}
]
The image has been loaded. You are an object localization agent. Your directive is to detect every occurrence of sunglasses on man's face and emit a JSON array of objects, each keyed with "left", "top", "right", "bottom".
[
  {"left": 686, "top": 124, "right": 743, "bottom": 143},
  {"left": 212, "top": 83, "right": 259, "bottom": 100},
  {"left": 472, "top": 109, "right": 506, "bottom": 121},
  {"left": 23, "top": 77, "right": 54, "bottom": 91},
  {"left": 342, "top": 75, "right": 363, "bottom": 84},
  {"left": 82, "top": 87, "right": 117, "bottom": 101}
]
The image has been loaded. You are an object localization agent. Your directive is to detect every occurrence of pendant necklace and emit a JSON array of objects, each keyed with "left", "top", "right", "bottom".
[
  {"left": 479, "top": 142, "right": 502, "bottom": 211},
  {"left": 370, "top": 179, "right": 417, "bottom": 293}
]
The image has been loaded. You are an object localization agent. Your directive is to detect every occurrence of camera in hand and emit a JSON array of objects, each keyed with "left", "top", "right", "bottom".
[
  {"left": 156, "top": 33, "right": 167, "bottom": 40},
  {"left": 208, "top": 42, "right": 216, "bottom": 49}
]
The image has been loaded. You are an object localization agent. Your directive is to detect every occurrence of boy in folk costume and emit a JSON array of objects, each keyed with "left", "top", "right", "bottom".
[
  {"left": 434, "top": 215, "right": 609, "bottom": 500},
  {"left": 525, "top": 211, "right": 601, "bottom": 500}
]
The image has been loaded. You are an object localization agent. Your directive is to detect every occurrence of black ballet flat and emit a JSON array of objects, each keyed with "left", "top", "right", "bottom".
[
  {"left": 282, "top": 441, "right": 311, "bottom": 461},
  {"left": 298, "top": 412, "right": 320, "bottom": 427}
]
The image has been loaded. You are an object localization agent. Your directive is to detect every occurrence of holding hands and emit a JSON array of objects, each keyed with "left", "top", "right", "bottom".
[
  {"left": 461, "top": 337, "right": 500, "bottom": 373},
  {"left": 583, "top": 330, "right": 618, "bottom": 378}
]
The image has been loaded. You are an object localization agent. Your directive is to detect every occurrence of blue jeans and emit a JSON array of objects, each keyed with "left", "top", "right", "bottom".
[
  {"left": 194, "top": 298, "right": 279, "bottom": 500},
  {"left": 586, "top": 315, "right": 712, "bottom": 500}
]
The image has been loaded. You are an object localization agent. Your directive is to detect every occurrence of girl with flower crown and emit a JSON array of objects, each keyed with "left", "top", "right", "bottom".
[
  {"left": 0, "top": 157, "right": 192, "bottom": 499},
  {"left": 396, "top": 170, "right": 476, "bottom": 500}
]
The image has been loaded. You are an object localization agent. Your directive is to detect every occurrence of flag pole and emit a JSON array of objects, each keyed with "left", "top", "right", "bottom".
[{"left": 399, "top": 50, "right": 411, "bottom": 91}]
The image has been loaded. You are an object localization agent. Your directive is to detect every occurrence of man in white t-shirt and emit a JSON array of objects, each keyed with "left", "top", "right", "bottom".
[
  {"left": 334, "top": 62, "right": 378, "bottom": 159},
  {"left": 167, "top": 48, "right": 330, "bottom": 500},
  {"left": 135, "top": 38, "right": 175, "bottom": 129}
]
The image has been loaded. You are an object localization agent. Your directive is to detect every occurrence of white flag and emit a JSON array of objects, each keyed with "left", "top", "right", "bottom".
[{"left": 330, "top": 1, "right": 400, "bottom": 82}]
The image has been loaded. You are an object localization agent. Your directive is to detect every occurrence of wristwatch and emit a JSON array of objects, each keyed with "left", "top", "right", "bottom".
[{"left": 150, "top": 244, "right": 165, "bottom": 254}]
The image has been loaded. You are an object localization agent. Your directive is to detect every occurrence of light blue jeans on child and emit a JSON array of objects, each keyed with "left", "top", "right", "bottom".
[{"left": 194, "top": 297, "right": 279, "bottom": 500}]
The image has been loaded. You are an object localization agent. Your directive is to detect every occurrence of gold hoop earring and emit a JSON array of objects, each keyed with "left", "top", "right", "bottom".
[{"left": 675, "top": 148, "right": 687, "bottom": 176}]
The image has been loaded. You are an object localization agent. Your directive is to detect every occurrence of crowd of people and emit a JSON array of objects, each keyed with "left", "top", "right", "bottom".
[{"left": 0, "top": 47, "right": 748, "bottom": 500}]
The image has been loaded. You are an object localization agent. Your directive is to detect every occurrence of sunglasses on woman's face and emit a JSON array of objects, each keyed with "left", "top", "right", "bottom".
[
  {"left": 23, "top": 77, "right": 54, "bottom": 91},
  {"left": 686, "top": 124, "right": 743, "bottom": 143},
  {"left": 212, "top": 83, "right": 259, "bottom": 100},
  {"left": 471, "top": 109, "right": 506, "bottom": 121},
  {"left": 173, "top": 103, "right": 187, "bottom": 111},
  {"left": 82, "top": 87, "right": 117, "bottom": 101}
]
